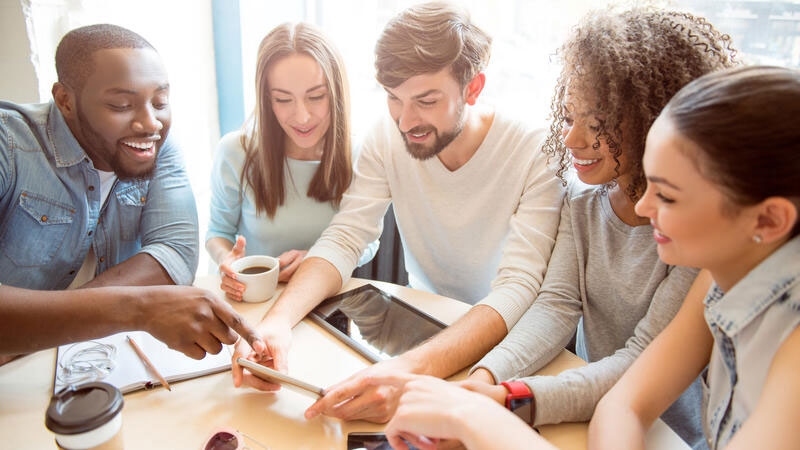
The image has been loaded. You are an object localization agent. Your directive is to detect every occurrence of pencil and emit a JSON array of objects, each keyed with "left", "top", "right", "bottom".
[{"left": 126, "top": 335, "right": 172, "bottom": 391}]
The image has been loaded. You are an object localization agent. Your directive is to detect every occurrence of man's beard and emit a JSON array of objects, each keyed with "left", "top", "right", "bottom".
[
  {"left": 399, "top": 101, "right": 465, "bottom": 161},
  {"left": 76, "top": 108, "right": 157, "bottom": 181}
]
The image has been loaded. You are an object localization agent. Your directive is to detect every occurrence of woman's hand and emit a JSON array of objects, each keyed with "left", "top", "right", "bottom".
[
  {"left": 457, "top": 378, "right": 508, "bottom": 406},
  {"left": 231, "top": 315, "right": 293, "bottom": 390},
  {"left": 276, "top": 249, "right": 307, "bottom": 283},
  {"left": 219, "top": 236, "right": 247, "bottom": 301}
]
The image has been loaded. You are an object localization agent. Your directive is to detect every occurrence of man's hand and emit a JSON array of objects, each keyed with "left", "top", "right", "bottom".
[
  {"left": 231, "top": 315, "right": 293, "bottom": 390},
  {"left": 304, "top": 357, "right": 419, "bottom": 423},
  {"left": 219, "top": 235, "right": 248, "bottom": 301},
  {"left": 136, "top": 285, "right": 265, "bottom": 360},
  {"left": 276, "top": 250, "right": 307, "bottom": 283}
]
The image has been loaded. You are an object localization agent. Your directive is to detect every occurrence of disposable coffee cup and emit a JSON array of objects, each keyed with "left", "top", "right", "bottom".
[
  {"left": 230, "top": 255, "right": 280, "bottom": 303},
  {"left": 45, "top": 382, "right": 124, "bottom": 449}
]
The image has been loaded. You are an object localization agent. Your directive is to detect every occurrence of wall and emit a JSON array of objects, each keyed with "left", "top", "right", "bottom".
[{"left": 0, "top": 0, "right": 39, "bottom": 103}]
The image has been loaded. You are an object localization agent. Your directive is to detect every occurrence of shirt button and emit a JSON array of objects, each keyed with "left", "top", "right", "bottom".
[
  {"left": 99, "top": 257, "right": 105, "bottom": 263},
  {"left": 69, "top": 270, "right": 76, "bottom": 275},
  {"left": 88, "top": 186, "right": 95, "bottom": 191},
  {"left": 41, "top": 215, "right": 48, "bottom": 222},
  {"left": 87, "top": 230, "right": 93, "bottom": 236},
  {"left": 140, "top": 196, "right": 146, "bottom": 203}
]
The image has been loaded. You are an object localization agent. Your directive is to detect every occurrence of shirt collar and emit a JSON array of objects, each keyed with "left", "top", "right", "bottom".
[
  {"left": 48, "top": 100, "right": 90, "bottom": 168},
  {"left": 705, "top": 235, "right": 800, "bottom": 335}
]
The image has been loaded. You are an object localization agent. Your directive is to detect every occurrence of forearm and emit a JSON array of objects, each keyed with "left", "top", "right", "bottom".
[
  {"left": 460, "top": 403, "right": 555, "bottom": 450},
  {"left": 399, "top": 304, "right": 507, "bottom": 377},
  {"left": 472, "top": 297, "right": 582, "bottom": 384},
  {"left": 524, "top": 353, "right": 634, "bottom": 425},
  {"left": 588, "top": 398, "right": 648, "bottom": 450},
  {"left": 206, "top": 237, "right": 234, "bottom": 265},
  {"left": 0, "top": 285, "right": 141, "bottom": 353},
  {"left": 84, "top": 253, "right": 173, "bottom": 287},
  {"left": 264, "top": 257, "right": 343, "bottom": 327}
]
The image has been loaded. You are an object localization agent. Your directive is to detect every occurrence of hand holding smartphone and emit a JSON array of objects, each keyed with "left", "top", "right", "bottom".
[{"left": 236, "top": 357, "right": 324, "bottom": 397}]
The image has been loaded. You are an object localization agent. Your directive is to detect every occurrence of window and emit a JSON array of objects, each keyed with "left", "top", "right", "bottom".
[{"left": 18, "top": 0, "right": 800, "bottom": 275}]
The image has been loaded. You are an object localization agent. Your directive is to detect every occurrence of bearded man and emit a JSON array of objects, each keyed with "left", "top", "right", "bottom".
[{"left": 232, "top": 1, "right": 565, "bottom": 424}]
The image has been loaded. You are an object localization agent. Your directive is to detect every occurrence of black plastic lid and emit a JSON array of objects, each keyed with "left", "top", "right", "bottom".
[{"left": 45, "top": 382, "right": 124, "bottom": 435}]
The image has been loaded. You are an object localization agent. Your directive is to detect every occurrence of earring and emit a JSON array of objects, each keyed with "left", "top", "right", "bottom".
[{"left": 752, "top": 234, "right": 763, "bottom": 244}]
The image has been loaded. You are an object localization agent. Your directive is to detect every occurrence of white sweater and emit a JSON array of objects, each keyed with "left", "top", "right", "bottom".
[{"left": 307, "top": 112, "right": 564, "bottom": 328}]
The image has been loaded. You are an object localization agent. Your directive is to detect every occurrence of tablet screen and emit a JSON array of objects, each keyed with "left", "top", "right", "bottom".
[{"left": 308, "top": 284, "right": 447, "bottom": 362}]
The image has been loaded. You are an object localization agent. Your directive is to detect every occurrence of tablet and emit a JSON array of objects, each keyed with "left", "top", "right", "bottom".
[
  {"left": 308, "top": 284, "right": 447, "bottom": 363},
  {"left": 236, "top": 358, "right": 324, "bottom": 397}
]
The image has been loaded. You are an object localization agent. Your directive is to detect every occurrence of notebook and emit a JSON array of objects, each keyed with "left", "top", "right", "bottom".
[{"left": 53, "top": 330, "right": 232, "bottom": 394}]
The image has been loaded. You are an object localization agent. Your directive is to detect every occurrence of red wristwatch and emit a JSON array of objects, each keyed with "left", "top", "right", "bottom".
[{"left": 500, "top": 380, "right": 535, "bottom": 426}]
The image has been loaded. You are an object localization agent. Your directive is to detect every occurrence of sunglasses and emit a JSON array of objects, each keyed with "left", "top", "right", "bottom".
[{"left": 203, "top": 428, "right": 270, "bottom": 450}]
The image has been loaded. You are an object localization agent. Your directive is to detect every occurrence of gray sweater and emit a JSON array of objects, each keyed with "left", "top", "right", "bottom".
[{"left": 473, "top": 182, "right": 705, "bottom": 448}]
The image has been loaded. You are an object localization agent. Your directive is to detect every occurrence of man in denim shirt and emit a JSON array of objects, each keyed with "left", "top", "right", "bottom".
[{"left": 0, "top": 24, "right": 265, "bottom": 364}]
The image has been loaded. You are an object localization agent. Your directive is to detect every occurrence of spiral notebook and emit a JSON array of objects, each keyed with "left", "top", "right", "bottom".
[{"left": 53, "top": 330, "right": 232, "bottom": 394}]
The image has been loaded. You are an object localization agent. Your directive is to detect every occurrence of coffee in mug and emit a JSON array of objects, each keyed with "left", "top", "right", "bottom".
[
  {"left": 238, "top": 265, "right": 272, "bottom": 275},
  {"left": 46, "top": 382, "right": 124, "bottom": 449},
  {"left": 230, "top": 255, "right": 280, "bottom": 303}
]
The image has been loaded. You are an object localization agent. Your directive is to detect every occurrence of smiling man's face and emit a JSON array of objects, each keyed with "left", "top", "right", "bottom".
[
  {"left": 63, "top": 47, "right": 171, "bottom": 180},
  {"left": 384, "top": 68, "right": 467, "bottom": 160}
]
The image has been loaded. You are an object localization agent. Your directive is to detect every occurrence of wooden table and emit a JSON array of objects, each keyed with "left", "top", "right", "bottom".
[{"left": 0, "top": 277, "right": 688, "bottom": 449}]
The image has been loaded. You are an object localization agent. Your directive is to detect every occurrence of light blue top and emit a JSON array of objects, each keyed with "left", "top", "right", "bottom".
[
  {"left": 206, "top": 131, "right": 376, "bottom": 264},
  {"left": 702, "top": 235, "right": 800, "bottom": 449},
  {"left": 0, "top": 101, "right": 199, "bottom": 289}
]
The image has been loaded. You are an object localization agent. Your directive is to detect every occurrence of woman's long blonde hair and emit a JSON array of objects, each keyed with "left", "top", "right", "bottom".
[{"left": 241, "top": 22, "right": 352, "bottom": 218}]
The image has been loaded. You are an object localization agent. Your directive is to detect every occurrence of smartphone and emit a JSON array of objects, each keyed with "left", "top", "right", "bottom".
[
  {"left": 236, "top": 357, "right": 324, "bottom": 397},
  {"left": 346, "top": 432, "right": 421, "bottom": 450}
]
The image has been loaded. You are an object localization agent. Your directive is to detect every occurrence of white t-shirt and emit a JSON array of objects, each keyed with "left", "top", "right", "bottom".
[{"left": 67, "top": 170, "right": 117, "bottom": 289}]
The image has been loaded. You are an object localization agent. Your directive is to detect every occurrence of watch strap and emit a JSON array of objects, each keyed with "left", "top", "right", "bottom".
[{"left": 500, "top": 380, "right": 535, "bottom": 426}]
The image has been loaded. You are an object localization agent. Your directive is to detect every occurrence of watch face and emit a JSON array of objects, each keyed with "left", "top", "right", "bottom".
[{"left": 509, "top": 397, "right": 534, "bottom": 425}]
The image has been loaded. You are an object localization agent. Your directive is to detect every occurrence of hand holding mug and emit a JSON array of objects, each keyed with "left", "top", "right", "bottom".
[
  {"left": 219, "top": 235, "right": 248, "bottom": 301},
  {"left": 229, "top": 255, "right": 280, "bottom": 303}
]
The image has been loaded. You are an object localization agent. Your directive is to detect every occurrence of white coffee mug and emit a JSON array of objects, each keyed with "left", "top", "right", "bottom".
[{"left": 230, "top": 255, "right": 280, "bottom": 303}]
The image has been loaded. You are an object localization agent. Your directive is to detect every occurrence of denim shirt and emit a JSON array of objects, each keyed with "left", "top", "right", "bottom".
[
  {"left": 702, "top": 235, "right": 800, "bottom": 449},
  {"left": 0, "top": 101, "right": 199, "bottom": 289}
]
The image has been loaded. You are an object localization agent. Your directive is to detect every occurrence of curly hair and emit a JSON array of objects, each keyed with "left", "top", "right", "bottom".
[{"left": 543, "top": 7, "right": 738, "bottom": 200}]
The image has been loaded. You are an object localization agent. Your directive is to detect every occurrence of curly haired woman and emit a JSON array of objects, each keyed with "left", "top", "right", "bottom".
[{"left": 440, "top": 7, "right": 739, "bottom": 450}]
